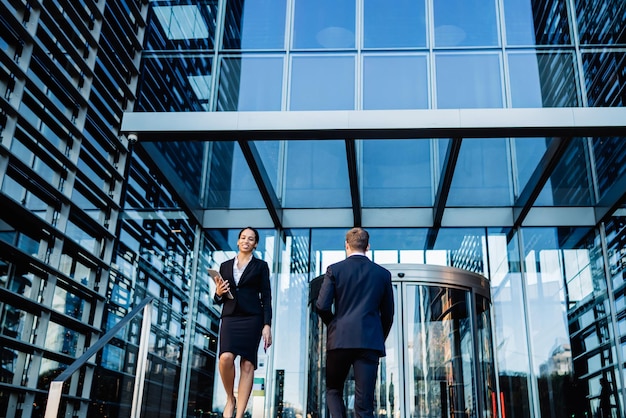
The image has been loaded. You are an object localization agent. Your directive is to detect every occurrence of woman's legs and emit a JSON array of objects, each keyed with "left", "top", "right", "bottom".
[
  {"left": 219, "top": 352, "right": 237, "bottom": 417},
  {"left": 235, "top": 358, "right": 255, "bottom": 418}
]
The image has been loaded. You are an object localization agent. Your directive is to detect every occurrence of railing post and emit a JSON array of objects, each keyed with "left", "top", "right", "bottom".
[
  {"left": 44, "top": 382, "right": 64, "bottom": 418},
  {"left": 130, "top": 301, "right": 152, "bottom": 418},
  {"left": 43, "top": 296, "right": 154, "bottom": 418}
]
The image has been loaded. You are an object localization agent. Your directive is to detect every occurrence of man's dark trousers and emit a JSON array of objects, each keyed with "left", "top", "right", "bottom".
[{"left": 326, "top": 348, "right": 379, "bottom": 418}]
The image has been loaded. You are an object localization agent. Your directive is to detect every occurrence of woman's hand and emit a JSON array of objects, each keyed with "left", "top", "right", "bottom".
[
  {"left": 215, "top": 275, "right": 230, "bottom": 298},
  {"left": 262, "top": 325, "right": 272, "bottom": 352}
]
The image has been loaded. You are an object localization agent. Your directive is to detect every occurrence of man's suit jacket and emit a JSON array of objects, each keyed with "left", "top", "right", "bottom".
[
  {"left": 213, "top": 257, "right": 272, "bottom": 326},
  {"left": 315, "top": 255, "right": 394, "bottom": 356}
]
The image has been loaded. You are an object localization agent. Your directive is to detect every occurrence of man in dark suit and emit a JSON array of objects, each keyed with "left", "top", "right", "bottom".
[{"left": 315, "top": 227, "right": 394, "bottom": 418}]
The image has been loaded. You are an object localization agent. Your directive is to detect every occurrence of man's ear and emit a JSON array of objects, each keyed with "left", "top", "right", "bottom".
[{"left": 366, "top": 244, "right": 370, "bottom": 252}]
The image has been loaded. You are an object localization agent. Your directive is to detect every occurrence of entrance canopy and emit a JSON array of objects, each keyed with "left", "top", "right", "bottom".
[{"left": 120, "top": 108, "right": 626, "bottom": 231}]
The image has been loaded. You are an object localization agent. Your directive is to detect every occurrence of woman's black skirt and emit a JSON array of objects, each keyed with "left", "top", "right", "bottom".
[{"left": 219, "top": 315, "right": 263, "bottom": 369}]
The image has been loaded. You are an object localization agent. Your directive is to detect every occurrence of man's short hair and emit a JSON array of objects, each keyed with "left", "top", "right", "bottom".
[{"left": 346, "top": 227, "right": 369, "bottom": 252}]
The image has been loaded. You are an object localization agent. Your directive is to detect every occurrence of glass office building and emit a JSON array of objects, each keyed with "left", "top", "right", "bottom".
[{"left": 1, "top": 0, "right": 626, "bottom": 417}]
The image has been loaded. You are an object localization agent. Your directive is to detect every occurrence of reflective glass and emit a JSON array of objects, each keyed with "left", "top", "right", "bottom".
[
  {"left": 508, "top": 52, "right": 579, "bottom": 107},
  {"left": 535, "top": 139, "right": 593, "bottom": 206},
  {"left": 222, "top": 0, "right": 286, "bottom": 49},
  {"left": 138, "top": 56, "right": 213, "bottom": 111},
  {"left": 153, "top": 5, "right": 210, "bottom": 40},
  {"left": 503, "top": 0, "right": 571, "bottom": 45},
  {"left": 362, "top": 55, "right": 428, "bottom": 110},
  {"left": 367, "top": 228, "right": 429, "bottom": 257},
  {"left": 448, "top": 138, "right": 512, "bottom": 206},
  {"left": 283, "top": 140, "right": 351, "bottom": 208},
  {"left": 145, "top": 3, "right": 217, "bottom": 50},
  {"left": 576, "top": 0, "right": 626, "bottom": 45},
  {"left": 487, "top": 228, "right": 532, "bottom": 418},
  {"left": 361, "top": 139, "right": 432, "bottom": 207},
  {"left": 433, "top": 0, "right": 498, "bottom": 47},
  {"left": 45, "top": 322, "right": 80, "bottom": 356},
  {"left": 150, "top": 141, "right": 205, "bottom": 207},
  {"left": 430, "top": 228, "right": 487, "bottom": 274},
  {"left": 512, "top": 137, "right": 550, "bottom": 197},
  {"left": 405, "top": 285, "right": 475, "bottom": 417},
  {"left": 435, "top": 53, "right": 503, "bottom": 108},
  {"left": 274, "top": 229, "right": 309, "bottom": 417},
  {"left": 218, "top": 56, "right": 283, "bottom": 111},
  {"left": 582, "top": 52, "right": 626, "bottom": 107},
  {"left": 253, "top": 141, "right": 283, "bottom": 199},
  {"left": 363, "top": 0, "right": 426, "bottom": 48},
  {"left": 476, "top": 294, "right": 496, "bottom": 418},
  {"left": 52, "top": 286, "right": 86, "bottom": 321},
  {"left": 0, "top": 304, "right": 27, "bottom": 341},
  {"left": 521, "top": 227, "right": 608, "bottom": 417},
  {"left": 290, "top": 55, "right": 355, "bottom": 110},
  {"left": 205, "top": 142, "right": 265, "bottom": 208},
  {"left": 376, "top": 285, "right": 401, "bottom": 417},
  {"left": 293, "top": 0, "right": 355, "bottom": 49},
  {"left": 592, "top": 137, "right": 626, "bottom": 201}
]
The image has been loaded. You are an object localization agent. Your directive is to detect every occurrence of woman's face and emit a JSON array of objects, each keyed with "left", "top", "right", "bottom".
[{"left": 238, "top": 228, "right": 257, "bottom": 253}]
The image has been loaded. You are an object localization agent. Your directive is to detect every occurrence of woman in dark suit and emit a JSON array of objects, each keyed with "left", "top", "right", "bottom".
[{"left": 213, "top": 227, "right": 272, "bottom": 418}]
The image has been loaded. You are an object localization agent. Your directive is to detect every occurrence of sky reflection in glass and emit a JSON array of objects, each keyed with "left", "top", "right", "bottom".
[
  {"left": 363, "top": 55, "right": 428, "bottom": 110},
  {"left": 448, "top": 138, "right": 512, "bottom": 206},
  {"left": 218, "top": 57, "right": 283, "bottom": 111},
  {"left": 361, "top": 139, "right": 432, "bottom": 207},
  {"left": 433, "top": 0, "right": 498, "bottom": 47},
  {"left": 283, "top": 140, "right": 351, "bottom": 208},
  {"left": 293, "top": 0, "right": 355, "bottom": 49},
  {"left": 363, "top": 0, "right": 427, "bottom": 48},
  {"left": 436, "top": 54, "right": 503, "bottom": 108},
  {"left": 290, "top": 56, "right": 355, "bottom": 110}
]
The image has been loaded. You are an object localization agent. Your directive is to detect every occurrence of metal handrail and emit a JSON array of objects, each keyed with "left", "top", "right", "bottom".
[{"left": 44, "top": 296, "right": 154, "bottom": 418}]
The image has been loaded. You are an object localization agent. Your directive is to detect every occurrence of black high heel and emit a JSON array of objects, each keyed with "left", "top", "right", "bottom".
[{"left": 223, "top": 398, "right": 236, "bottom": 418}]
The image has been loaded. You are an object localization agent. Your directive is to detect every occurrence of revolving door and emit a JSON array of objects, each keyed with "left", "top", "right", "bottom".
[{"left": 307, "top": 264, "right": 495, "bottom": 418}]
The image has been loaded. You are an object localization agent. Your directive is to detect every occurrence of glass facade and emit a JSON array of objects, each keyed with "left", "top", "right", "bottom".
[{"left": 1, "top": 2, "right": 626, "bottom": 418}]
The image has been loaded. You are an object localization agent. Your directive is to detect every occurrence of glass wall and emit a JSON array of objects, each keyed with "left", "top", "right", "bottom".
[{"left": 137, "top": 0, "right": 626, "bottom": 113}]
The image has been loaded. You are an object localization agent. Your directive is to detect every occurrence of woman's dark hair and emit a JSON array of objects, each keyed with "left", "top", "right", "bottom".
[{"left": 239, "top": 226, "right": 259, "bottom": 244}]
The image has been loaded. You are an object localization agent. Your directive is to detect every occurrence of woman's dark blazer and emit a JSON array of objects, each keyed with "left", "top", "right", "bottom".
[{"left": 214, "top": 257, "right": 272, "bottom": 326}]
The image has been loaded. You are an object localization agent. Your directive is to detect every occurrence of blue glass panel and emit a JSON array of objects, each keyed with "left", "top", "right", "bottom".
[
  {"left": 361, "top": 139, "right": 432, "bottom": 207},
  {"left": 367, "top": 228, "right": 428, "bottom": 250},
  {"left": 576, "top": 0, "right": 626, "bottom": 45},
  {"left": 435, "top": 54, "right": 503, "bottom": 108},
  {"left": 535, "top": 139, "right": 594, "bottom": 206},
  {"left": 582, "top": 52, "right": 626, "bottom": 107},
  {"left": 253, "top": 141, "right": 282, "bottom": 199},
  {"left": 504, "top": 0, "right": 571, "bottom": 45},
  {"left": 431, "top": 228, "right": 487, "bottom": 274},
  {"left": 290, "top": 55, "right": 355, "bottom": 110},
  {"left": 363, "top": 0, "right": 427, "bottom": 48},
  {"left": 153, "top": 141, "right": 205, "bottom": 206},
  {"left": 520, "top": 227, "right": 601, "bottom": 417},
  {"left": 363, "top": 55, "right": 428, "bottom": 110},
  {"left": 512, "top": 138, "right": 550, "bottom": 198},
  {"left": 283, "top": 140, "right": 351, "bottom": 208},
  {"left": 206, "top": 142, "right": 265, "bottom": 208},
  {"left": 293, "top": 0, "right": 355, "bottom": 49},
  {"left": 311, "top": 228, "right": 347, "bottom": 252},
  {"left": 138, "top": 55, "right": 213, "bottom": 111},
  {"left": 508, "top": 52, "right": 579, "bottom": 107},
  {"left": 146, "top": 4, "right": 217, "bottom": 50},
  {"left": 593, "top": 137, "right": 626, "bottom": 201},
  {"left": 433, "top": 0, "right": 498, "bottom": 47},
  {"left": 448, "top": 138, "right": 512, "bottom": 206},
  {"left": 218, "top": 56, "right": 283, "bottom": 111},
  {"left": 222, "top": 0, "right": 286, "bottom": 49}
]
